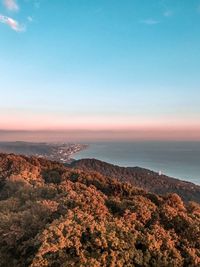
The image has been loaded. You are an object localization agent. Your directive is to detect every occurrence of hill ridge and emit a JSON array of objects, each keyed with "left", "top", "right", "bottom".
[
  {"left": 0, "top": 153, "right": 200, "bottom": 266},
  {"left": 69, "top": 158, "right": 200, "bottom": 203}
]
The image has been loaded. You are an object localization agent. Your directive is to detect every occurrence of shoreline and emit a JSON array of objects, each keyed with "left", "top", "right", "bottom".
[{"left": 72, "top": 142, "right": 200, "bottom": 185}]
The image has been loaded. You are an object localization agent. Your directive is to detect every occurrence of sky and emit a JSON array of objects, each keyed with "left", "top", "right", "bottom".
[{"left": 0, "top": 0, "right": 200, "bottom": 141}]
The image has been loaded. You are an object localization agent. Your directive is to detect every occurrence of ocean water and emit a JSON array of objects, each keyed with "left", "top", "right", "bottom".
[{"left": 74, "top": 141, "right": 200, "bottom": 185}]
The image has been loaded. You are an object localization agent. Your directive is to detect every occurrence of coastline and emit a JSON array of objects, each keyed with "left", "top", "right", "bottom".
[{"left": 73, "top": 141, "right": 200, "bottom": 185}]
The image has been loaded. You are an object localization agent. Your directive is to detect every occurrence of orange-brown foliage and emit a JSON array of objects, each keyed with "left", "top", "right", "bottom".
[{"left": 0, "top": 154, "right": 199, "bottom": 267}]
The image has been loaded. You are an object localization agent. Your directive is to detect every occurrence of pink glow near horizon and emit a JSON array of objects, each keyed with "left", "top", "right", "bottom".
[
  {"left": 0, "top": 129, "right": 200, "bottom": 142},
  {"left": 0, "top": 113, "right": 200, "bottom": 141}
]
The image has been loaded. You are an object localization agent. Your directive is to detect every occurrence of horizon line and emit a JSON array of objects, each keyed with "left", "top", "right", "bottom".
[{"left": 0, "top": 128, "right": 200, "bottom": 142}]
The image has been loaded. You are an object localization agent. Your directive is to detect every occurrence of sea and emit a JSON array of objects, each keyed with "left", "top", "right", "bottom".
[{"left": 74, "top": 141, "right": 200, "bottom": 185}]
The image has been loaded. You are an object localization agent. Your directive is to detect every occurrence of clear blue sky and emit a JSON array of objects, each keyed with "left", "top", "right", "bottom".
[{"left": 0, "top": 0, "right": 200, "bottom": 139}]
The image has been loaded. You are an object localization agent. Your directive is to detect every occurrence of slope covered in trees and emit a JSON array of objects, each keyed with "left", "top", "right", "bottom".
[
  {"left": 70, "top": 158, "right": 200, "bottom": 203},
  {"left": 0, "top": 153, "right": 200, "bottom": 267}
]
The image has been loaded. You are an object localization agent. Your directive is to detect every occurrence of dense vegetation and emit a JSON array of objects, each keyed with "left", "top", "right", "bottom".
[
  {"left": 0, "top": 153, "right": 200, "bottom": 267},
  {"left": 70, "top": 159, "right": 200, "bottom": 203}
]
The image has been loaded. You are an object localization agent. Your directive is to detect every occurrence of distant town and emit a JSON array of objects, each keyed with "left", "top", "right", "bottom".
[
  {"left": 0, "top": 142, "right": 88, "bottom": 163},
  {"left": 44, "top": 143, "right": 88, "bottom": 163}
]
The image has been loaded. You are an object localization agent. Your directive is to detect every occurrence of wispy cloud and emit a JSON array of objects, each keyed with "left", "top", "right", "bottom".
[
  {"left": 140, "top": 19, "right": 160, "bottom": 25},
  {"left": 163, "top": 10, "right": 173, "bottom": 17},
  {"left": 34, "top": 1, "right": 40, "bottom": 9},
  {"left": 160, "top": 0, "right": 173, "bottom": 18},
  {"left": 27, "top": 16, "right": 33, "bottom": 22},
  {"left": 3, "top": 0, "right": 19, "bottom": 11},
  {"left": 0, "top": 14, "right": 25, "bottom": 31}
]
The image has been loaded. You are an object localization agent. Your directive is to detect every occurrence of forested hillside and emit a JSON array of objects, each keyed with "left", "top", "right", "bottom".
[
  {"left": 0, "top": 154, "right": 200, "bottom": 267},
  {"left": 70, "top": 158, "right": 200, "bottom": 203}
]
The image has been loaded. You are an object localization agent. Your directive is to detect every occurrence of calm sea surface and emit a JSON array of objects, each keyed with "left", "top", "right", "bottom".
[{"left": 74, "top": 141, "right": 200, "bottom": 185}]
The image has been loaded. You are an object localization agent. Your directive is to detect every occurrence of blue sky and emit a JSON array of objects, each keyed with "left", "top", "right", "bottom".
[{"left": 0, "top": 0, "right": 200, "bottom": 139}]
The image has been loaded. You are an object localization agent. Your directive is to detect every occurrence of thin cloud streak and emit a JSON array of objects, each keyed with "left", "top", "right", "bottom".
[
  {"left": 3, "top": 0, "right": 19, "bottom": 11},
  {"left": 0, "top": 14, "right": 25, "bottom": 31},
  {"left": 140, "top": 19, "right": 160, "bottom": 25},
  {"left": 27, "top": 16, "right": 33, "bottom": 22},
  {"left": 163, "top": 10, "right": 173, "bottom": 17}
]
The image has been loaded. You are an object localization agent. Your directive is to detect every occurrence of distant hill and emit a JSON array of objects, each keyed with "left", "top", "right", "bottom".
[
  {"left": 0, "top": 141, "right": 87, "bottom": 163},
  {"left": 0, "top": 141, "right": 52, "bottom": 154},
  {"left": 69, "top": 158, "right": 200, "bottom": 203},
  {"left": 0, "top": 153, "right": 200, "bottom": 266}
]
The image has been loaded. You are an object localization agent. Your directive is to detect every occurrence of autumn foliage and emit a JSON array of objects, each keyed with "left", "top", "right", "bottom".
[
  {"left": 70, "top": 158, "right": 200, "bottom": 203},
  {"left": 0, "top": 154, "right": 200, "bottom": 267}
]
